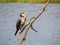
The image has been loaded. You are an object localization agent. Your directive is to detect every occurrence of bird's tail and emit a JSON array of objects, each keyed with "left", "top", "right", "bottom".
[{"left": 14, "top": 30, "right": 18, "bottom": 36}]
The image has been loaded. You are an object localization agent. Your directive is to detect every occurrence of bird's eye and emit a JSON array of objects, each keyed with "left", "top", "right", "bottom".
[{"left": 22, "top": 16, "right": 24, "bottom": 17}]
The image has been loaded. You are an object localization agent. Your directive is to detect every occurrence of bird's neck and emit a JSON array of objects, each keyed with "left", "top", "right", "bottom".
[
  {"left": 20, "top": 17, "right": 26, "bottom": 20},
  {"left": 20, "top": 17, "right": 26, "bottom": 24}
]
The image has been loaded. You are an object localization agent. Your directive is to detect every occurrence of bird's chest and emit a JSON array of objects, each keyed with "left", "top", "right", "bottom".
[{"left": 21, "top": 19, "right": 24, "bottom": 24}]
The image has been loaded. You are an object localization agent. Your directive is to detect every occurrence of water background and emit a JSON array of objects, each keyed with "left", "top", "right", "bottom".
[{"left": 0, "top": 3, "right": 60, "bottom": 45}]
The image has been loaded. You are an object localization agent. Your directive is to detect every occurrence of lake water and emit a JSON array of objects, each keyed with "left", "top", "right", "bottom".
[{"left": 0, "top": 3, "right": 60, "bottom": 45}]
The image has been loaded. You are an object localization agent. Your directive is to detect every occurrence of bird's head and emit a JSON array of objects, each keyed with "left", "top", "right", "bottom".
[{"left": 20, "top": 12, "right": 26, "bottom": 19}]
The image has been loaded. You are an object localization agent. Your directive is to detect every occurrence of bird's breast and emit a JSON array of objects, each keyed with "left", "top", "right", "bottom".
[{"left": 21, "top": 19, "right": 24, "bottom": 24}]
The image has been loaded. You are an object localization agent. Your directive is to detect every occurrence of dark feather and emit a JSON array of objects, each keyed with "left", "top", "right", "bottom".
[
  {"left": 14, "top": 18, "right": 26, "bottom": 36},
  {"left": 14, "top": 19, "right": 21, "bottom": 36}
]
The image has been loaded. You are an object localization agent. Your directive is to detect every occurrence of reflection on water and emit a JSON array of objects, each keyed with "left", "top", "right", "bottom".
[{"left": 0, "top": 3, "right": 60, "bottom": 45}]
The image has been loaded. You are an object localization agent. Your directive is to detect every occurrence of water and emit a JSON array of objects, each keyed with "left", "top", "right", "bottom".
[{"left": 0, "top": 3, "right": 60, "bottom": 45}]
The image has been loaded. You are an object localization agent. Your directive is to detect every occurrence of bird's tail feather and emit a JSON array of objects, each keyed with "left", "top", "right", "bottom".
[{"left": 14, "top": 30, "right": 18, "bottom": 36}]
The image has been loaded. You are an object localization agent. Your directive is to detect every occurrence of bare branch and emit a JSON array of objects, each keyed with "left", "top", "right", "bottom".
[
  {"left": 17, "top": 0, "right": 49, "bottom": 45},
  {"left": 20, "top": 24, "right": 28, "bottom": 34},
  {"left": 31, "top": 24, "right": 37, "bottom": 32}
]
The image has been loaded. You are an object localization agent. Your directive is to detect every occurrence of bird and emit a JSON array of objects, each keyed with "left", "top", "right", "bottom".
[{"left": 14, "top": 12, "right": 26, "bottom": 36}]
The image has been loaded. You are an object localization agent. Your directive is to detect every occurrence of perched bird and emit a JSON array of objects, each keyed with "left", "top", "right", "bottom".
[{"left": 14, "top": 12, "right": 26, "bottom": 36}]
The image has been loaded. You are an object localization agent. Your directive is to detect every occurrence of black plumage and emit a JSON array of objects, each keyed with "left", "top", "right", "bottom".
[{"left": 14, "top": 12, "right": 26, "bottom": 36}]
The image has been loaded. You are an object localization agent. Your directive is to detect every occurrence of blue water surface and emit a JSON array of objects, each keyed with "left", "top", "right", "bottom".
[{"left": 0, "top": 3, "right": 60, "bottom": 45}]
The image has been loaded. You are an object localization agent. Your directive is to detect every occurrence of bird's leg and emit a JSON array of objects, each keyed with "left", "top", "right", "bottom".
[{"left": 31, "top": 24, "right": 37, "bottom": 32}]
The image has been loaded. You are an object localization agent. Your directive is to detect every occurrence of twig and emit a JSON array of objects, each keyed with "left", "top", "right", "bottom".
[{"left": 31, "top": 24, "right": 37, "bottom": 32}]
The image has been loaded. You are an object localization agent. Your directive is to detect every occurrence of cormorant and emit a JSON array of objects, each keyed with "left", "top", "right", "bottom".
[{"left": 14, "top": 12, "right": 26, "bottom": 36}]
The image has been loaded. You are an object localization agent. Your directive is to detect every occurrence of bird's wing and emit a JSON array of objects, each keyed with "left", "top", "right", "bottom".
[{"left": 16, "top": 19, "right": 21, "bottom": 30}]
